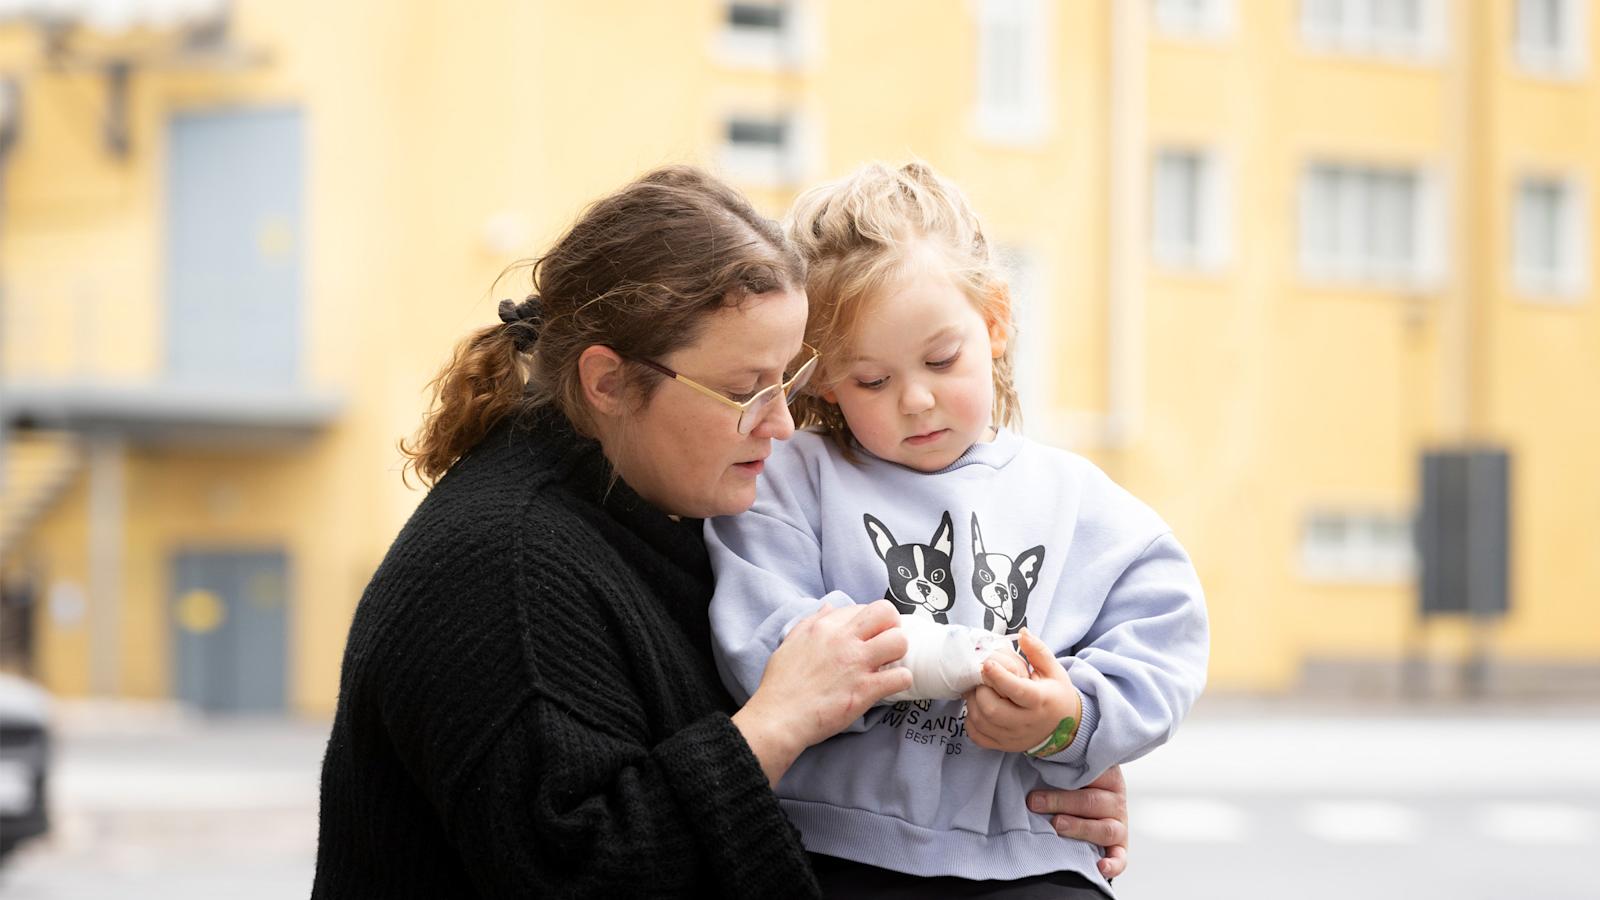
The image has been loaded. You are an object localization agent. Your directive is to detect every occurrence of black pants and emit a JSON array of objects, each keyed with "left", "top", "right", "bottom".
[{"left": 809, "top": 853, "right": 1113, "bottom": 900}]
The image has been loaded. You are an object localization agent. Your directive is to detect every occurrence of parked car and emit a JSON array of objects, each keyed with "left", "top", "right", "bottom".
[{"left": 0, "top": 672, "right": 50, "bottom": 862}]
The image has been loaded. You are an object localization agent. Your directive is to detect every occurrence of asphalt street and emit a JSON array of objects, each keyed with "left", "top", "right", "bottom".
[{"left": 1, "top": 699, "right": 1595, "bottom": 899}]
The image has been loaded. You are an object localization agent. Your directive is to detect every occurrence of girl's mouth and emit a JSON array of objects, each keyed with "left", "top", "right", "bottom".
[{"left": 904, "top": 429, "right": 948, "bottom": 446}]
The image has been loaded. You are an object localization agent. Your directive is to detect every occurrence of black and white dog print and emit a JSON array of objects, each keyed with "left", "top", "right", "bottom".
[
  {"left": 863, "top": 511, "right": 955, "bottom": 623},
  {"left": 969, "top": 513, "right": 1044, "bottom": 635}
]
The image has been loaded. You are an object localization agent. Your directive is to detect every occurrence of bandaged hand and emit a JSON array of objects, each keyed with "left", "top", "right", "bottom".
[
  {"left": 963, "top": 629, "right": 1083, "bottom": 754},
  {"left": 882, "top": 616, "right": 1021, "bottom": 702}
]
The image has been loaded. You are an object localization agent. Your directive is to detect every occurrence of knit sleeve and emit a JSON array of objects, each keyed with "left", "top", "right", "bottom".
[
  {"left": 1027, "top": 531, "right": 1210, "bottom": 789},
  {"left": 443, "top": 692, "right": 819, "bottom": 899}
]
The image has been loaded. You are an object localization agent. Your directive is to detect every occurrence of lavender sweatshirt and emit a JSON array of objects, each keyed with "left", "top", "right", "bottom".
[{"left": 705, "top": 428, "right": 1209, "bottom": 888}]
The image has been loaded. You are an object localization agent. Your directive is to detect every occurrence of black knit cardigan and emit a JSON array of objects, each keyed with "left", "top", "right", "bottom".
[{"left": 312, "top": 411, "right": 819, "bottom": 898}]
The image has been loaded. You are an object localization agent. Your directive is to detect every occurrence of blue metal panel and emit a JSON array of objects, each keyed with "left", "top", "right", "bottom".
[
  {"left": 165, "top": 108, "right": 304, "bottom": 387},
  {"left": 170, "top": 549, "right": 288, "bottom": 713}
]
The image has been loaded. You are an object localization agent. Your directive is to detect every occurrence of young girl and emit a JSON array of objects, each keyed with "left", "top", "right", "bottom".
[{"left": 705, "top": 162, "right": 1208, "bottom": 897}]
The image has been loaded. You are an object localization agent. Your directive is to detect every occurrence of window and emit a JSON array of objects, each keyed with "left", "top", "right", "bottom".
[
  {"left": 719, "top": 113, "right": 811, "bottom": 188},
  {"left": 1152, "top": 148, "right": 1230, "bottom": 269},
  {"left": 716, "top": 1, "right": 812, "bottom": 68},
  {"left": 1300, "top": 0, "right": 1445, "bottom": 59},
  {"left": 997, "top": 247, "right": 1052, "bottom": 422},
  {"left": 1514, "top": 176, "right": 1589, "bottom": 298},
  {"left": 975, "top": 0, "right": 1050, "bottom": 143},
  {"left": 1154, "top": 0, "right": 1233, "bottom": 38},
  {"left": 1299, "top": 163, "right": 1440, "bottom": 287},
  {"left": 1515, "top": 0, "right": 1588, "bottom": 75},
  {"left": 1300, "top": 511, "right": 1416, "bottom": 582}
]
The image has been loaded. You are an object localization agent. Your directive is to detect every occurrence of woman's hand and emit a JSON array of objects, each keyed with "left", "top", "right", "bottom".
[
  {"left": 1028, "top": 765, "right": 1131, "bottom": 881},
  {"left": 963, "top": 629, "right": 1082, "bottom": 754},
  {"left": 732, "top": 600, "right": 912, "bottom": 785}
]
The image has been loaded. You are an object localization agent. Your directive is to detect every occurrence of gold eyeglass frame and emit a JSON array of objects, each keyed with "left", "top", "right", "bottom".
[{"left": 627, "top": 342, "right": 820, "bottom": 435}]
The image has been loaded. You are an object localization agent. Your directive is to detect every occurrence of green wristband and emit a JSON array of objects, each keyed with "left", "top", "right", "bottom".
[{"left": 1024, "top": 715, "right": 1079, "bottom": 758}]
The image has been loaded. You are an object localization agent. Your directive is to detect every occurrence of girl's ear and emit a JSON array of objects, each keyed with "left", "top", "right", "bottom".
[
  {"left": 985, "top": 285, "right": 1013, "bottom": 358},
  {"left": 578, "top": 345, "right": 629, "bottom": 417},
  {"left": 822, "top": 388, "right": 838, "bottom": 404}
]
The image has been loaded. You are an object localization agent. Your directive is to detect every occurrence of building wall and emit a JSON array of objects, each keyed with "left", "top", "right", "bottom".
[{"left": 4, "top": 0, "right": 1598, "bottom": 711}]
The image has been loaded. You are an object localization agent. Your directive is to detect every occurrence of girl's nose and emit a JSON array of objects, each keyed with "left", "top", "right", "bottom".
[{"left": 899, "top": 380, "right": 935, "bottom": 415}]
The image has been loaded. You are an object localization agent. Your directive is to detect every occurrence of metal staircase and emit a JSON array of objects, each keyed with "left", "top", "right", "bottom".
[{"left": 0, "top": 431, "right": 85, "bottom": 561}]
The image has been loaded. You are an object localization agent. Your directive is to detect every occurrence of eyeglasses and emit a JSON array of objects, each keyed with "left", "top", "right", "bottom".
[{"left": 628, "top": 343, "right": 820, "bottom": 435}]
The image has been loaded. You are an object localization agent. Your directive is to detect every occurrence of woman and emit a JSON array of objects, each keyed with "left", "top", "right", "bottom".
[{"left": 313, "top": 166, "right": 1129, "bottom": 898}]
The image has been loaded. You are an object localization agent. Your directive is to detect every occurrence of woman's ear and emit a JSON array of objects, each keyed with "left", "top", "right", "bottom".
[
  {"left": 985, "top": 286, "right": 1013, "bottom": 358},
  {"left": 578, "top": 345, "right": 629, "bottom": 417}
]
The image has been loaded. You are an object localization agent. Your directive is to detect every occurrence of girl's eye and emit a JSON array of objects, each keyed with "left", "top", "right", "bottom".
[
  {"left": 928, "top": 351, "right": 961, "bottom": 370},
  {"left": 855, "top": 376, "right": 888, "bottom": 390}
]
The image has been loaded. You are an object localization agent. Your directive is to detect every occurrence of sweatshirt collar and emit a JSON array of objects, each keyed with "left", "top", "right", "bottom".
[{"left": 933, "top": 426, "right": 1023, "bottom": 473}]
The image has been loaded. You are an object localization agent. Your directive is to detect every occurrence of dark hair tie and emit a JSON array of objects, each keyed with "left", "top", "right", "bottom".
[{"left": 497, "top": 295, "right": 544, "bottom": 351}]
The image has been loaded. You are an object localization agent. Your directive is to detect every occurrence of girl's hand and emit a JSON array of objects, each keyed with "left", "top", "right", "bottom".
[
  {"left": 984, "top": 646, "right": 1029, "bottom": 680},
  {"left": 1027, "top": 765, "right": 1131, "bottom": 881},
  {"left": 733, "top": 600, "right": 912, "bottom": 784},
  {"left": 962, "top": 629, "right": 1081, "bottom": 753}
]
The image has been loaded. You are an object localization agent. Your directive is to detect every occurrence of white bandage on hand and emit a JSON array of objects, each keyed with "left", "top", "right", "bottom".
[{"left": 882, "top": 615, "right": 1018, "bottom": 701}]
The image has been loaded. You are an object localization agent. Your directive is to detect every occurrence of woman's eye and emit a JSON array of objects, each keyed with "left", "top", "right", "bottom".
[
  {"left": 928, "top": 351, "right": 960, "bottom": 369},
  {"left": 728, "top": 381, "right": 766, "bottom": 403}
]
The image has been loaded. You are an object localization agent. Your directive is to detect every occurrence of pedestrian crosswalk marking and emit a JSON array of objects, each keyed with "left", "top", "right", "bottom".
[
  {"left": 1133, "top": 798, "right": 1250, "bottom": 843},
  {"left": 1133, "top": 798, "right": 1600, "bottom": 845},
  {"left": 1302, "top": 801, "right": 1423, "bottom": 844},
  {"left": 1476, "top": 803, "right": 1599, "bottom": 845}
]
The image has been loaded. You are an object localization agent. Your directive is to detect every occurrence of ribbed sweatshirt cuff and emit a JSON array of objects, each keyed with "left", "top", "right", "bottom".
[
  {"left": 654, "top": 713, "right": 820, "bottom": 898},
  {"left": 1037, "top": 689, "right": 1100, "bottom": 769}
]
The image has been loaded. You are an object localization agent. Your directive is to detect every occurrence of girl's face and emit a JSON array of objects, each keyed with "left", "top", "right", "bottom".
[
  {"left": 829, "top": 267, "right": 1002, "bottom": 472},
  {"left": 611, "top": 287, "right": 809, "bottom": 518}
]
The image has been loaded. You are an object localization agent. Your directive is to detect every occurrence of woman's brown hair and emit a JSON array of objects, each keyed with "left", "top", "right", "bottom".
[{"left": 401, "top": 166, "right": 805, "bottom": 486}]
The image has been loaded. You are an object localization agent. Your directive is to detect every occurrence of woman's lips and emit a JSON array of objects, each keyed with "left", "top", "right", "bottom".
[
  {"left": 734, "top": 459, "right": 766, "bottom": 475},
  {"left": 904, "top": 429, "right": 948, "bottom": 446}
]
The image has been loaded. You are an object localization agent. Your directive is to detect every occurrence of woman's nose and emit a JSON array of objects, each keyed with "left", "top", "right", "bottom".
[{"left": 752, "top": 397, "right": 796, "bottom": 440}]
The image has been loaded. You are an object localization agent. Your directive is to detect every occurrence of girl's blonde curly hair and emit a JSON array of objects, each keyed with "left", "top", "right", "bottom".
[{"left": 784, "top": 161, "right": 1021, "bottom": 458}]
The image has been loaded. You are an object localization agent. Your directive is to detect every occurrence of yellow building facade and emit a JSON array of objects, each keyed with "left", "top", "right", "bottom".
[{"left": 1, "top": 0, "right": 1595, "bottom": 714}]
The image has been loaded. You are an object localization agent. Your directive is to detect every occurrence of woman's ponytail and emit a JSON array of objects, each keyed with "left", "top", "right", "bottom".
[{"left": 399, "top": 321, "right": 532, "bottom": 488}]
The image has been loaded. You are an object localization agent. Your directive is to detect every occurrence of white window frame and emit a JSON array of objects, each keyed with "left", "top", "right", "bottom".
[
  {"left": 1152, "top": 146, "right": 1232, "bottom": 271},
  {"left": 1298, "top": 161, "right": 1444, "bottom": 289},
  {"left": 973, "top": 0, "right": 1052, "bottom": 145},
  {"left": 714, "top": 0, "right": 820, "bottom": 70},
  {"left": 1513, "top": 173, "right": 1590, "bottom": 301},
  {"left": 997, "top": 246, "right": 1053, "bottom": 426},
  {"left": 1300, "top": 510, "right": 1417, "bottom": 583},
  {"left": 1153, "top": 0, "right": 1234, "bottom": 39},
  {"left": 1299, "top": 0, "right": 1447, "bottom": 61},
  {"left": 1515, "top": 0, "right": 1589, "bottom": 77},
  {"left": 717, "top": 111, "right": 818, "bottom": 189}
]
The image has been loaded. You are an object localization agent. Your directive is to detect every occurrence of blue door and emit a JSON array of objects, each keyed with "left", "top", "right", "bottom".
[
  {"left": 170, "top": 550, "right": 289, "bottom": 713},
  {"left": 165, "top": 107, "right": 304, "bottom": 387}
]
